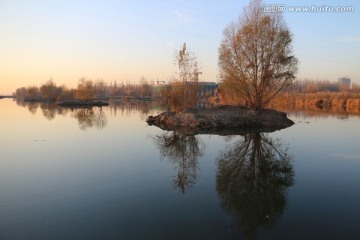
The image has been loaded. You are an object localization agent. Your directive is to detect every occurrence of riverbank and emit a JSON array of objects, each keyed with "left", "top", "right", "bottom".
[{"left": 147, "top": 105, "right": 294, "bottom": 135}]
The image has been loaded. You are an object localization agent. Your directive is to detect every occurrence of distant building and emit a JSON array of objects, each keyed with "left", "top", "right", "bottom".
[
  {"left": 338, "top": 76, "right": 351, "bottom": 91},
  {"left": 198, "top": 82, "right": 218, "bottom": 97}
]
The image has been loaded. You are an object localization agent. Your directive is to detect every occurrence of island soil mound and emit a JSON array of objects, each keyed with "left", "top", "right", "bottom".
[{"left": 147, "top": 105, "right": 294, "bottom": 135}]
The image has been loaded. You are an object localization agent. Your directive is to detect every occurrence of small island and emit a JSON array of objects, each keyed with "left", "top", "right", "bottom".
[
  {"left": 23, "top": 98, "right": 109, "bottom": 107},
  {"left": 56, "top": 100, "right": 109, "bottom": 107},
  {"left": 147, "top": 105, "right": 294, "bottom": 135}
]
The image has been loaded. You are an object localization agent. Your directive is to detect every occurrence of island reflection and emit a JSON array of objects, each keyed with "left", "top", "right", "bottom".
[
  {"left": 152, "top": 131, "right": 204, "bottom": 193},
  {"left": 216, "top": 133, "right": 294, "bottom": 239},
  {"left": 151, "top": 130, "right": 294, "bottom": 238},
  {"left": 15, "top": 99, "right": 107, "bottom": 130},
  {"left": 14, "top": 99, "right": 161, "bottom": 130}
]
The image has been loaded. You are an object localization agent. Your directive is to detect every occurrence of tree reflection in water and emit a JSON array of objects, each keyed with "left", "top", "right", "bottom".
[
  {"left": 71, "top": 107, "right": 107, "bottom": 131},
  {"left": 153, "top": 131, "right": 204, "bottom": 193},
  {"left": 27, "top": 102, "right": 39, "bottom": 114},
  {"left": 40, "top": 103, "right": 69, "bottom": 120},
  {"left": 14, "top": 99, "right": 107, "bottom": 130},
  {"left": 216, "top": 133, "right": 294, "bottom": 240}
]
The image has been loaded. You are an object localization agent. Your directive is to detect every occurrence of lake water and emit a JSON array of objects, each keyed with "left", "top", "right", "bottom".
[{"left": 1, "top": 98, "right": 360, "bottom": 240}]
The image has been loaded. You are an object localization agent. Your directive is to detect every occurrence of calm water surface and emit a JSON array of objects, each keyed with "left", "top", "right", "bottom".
[{"left": 1, "top": 98, "right": 360, "bottom": 240}]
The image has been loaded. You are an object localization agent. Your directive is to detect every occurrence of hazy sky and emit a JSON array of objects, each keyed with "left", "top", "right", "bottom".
[{"left": 1, "top": 0, "right": 359, "bottom": 94}]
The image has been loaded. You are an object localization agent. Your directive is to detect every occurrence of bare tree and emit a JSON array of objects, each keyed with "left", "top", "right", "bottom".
[
  {"left": 95, "top": 80, "right": 107, "bottom": 99},
  {"left": 26, "top": 86, "right": 40, "bottom": 100},
  {"left": 40, "top": 79, "right": 63, "bottom": 101},
  {"left": 165, "top": 43, "right": 201, "bottom": 111},
  {"left": 58, "top": 85, "right": 76, "bottom": 101},
  {"left": 76, "top": 78, "right": 95, "bottom": 101},
  {"left": 218, "top": 0, "right": 298, "bottom": 109},
  {"left": 14, "top": 87, "right": 28, "bottom": 99}
]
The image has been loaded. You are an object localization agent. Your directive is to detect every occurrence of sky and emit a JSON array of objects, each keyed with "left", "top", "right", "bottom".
[{"left": 1, "top": 0, "right": 359, "bottom": 94}]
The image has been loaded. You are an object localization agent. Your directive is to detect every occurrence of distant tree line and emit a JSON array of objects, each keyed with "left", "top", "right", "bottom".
[
  {"left": 285, "top": 79, "right": 360, "bottom": 94},
  {"left": 13, "top": 78, "right": 156, "bottom": 102}
]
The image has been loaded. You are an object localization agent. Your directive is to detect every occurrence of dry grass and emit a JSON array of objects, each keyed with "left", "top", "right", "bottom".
[{"left": 267, "top": 92, "right": 360, "bottom": 114}]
